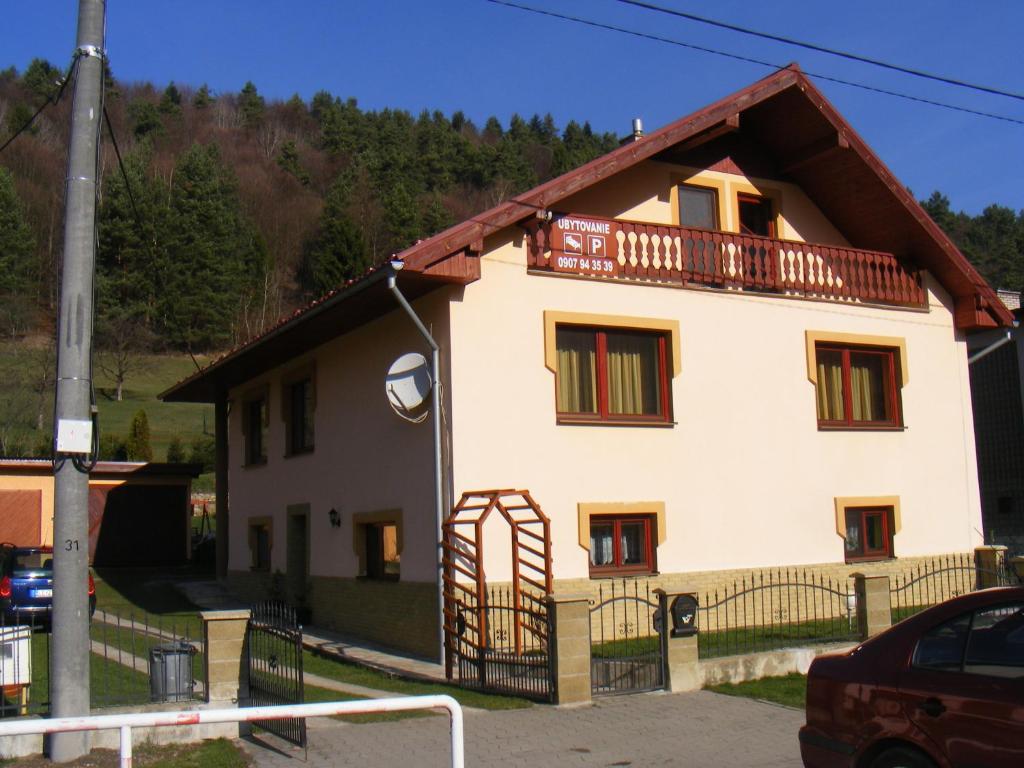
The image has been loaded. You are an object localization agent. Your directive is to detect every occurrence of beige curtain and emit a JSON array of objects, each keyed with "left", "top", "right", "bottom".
[
  {"left": 556, "top": 329, "right": 597, "bottom": 413},
  {"left": 850, "top": 355, "right": 884, "bottom": 421},
  {"left": 607, "top": 334, "right": 659, "bottom": 415},
  {"left": 816, "top": 351, "right": 845, "bottom": 421}
]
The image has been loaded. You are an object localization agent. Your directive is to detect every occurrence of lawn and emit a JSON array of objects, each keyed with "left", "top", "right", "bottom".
[
  {"left": 303, "top": 648, "right": 533, "bottom": 711},
  {"left": 0, "top": 341, "right": 214, "bottom": 488},
  {"left": 706, "top": 673, "right": 808, "bottom": 709},
  {"left": 2, "top": 738, "right": 249, "bottom": 768}
]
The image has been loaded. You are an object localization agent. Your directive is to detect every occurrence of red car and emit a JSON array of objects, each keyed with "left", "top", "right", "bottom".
[{"left": 800, "top": 586, "right": 1024, "bottom": 768}]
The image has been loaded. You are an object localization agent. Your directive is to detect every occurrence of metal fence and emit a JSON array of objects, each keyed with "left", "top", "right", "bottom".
[
  {"left": 1, "top": 609, "right": 204, "bottom": 718},
  {"left": 450, "top": 586, "right": 553, "bottom": 702},
  {"left": 890, "top": 552, "right": 1020, "bottom": 623},
  {"left": 589, "top": 579, "right": 664, "bottom": 696},
  {"left": 697, "top": 569, "right": 859, "bottom": 658}
]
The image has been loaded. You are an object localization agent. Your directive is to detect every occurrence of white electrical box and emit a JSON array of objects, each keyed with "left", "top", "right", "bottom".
[
  {"left": 0, "top": 625, "right": 32, "bottom": 686},
  {"left": 56, "top": 418, "right": 93, "bottom": 454}
]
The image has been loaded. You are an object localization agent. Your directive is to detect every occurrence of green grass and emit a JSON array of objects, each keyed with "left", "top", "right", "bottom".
[
  {"left": 706, "top": 673, "right": 807, "bottom": 709},
  {"left": 0, "top": 341, "right": 214, "bottom": 487},
  {"left": 697, "top": 617, "right": 859, "bottom": 658},
  {"left": 136, "top": 739, "right": 249, "bottom": 768},
  {"left": 303, "top": 649, "right": 532, "bottom": 711},
  {"left": 302, "top": 684, "right": 435, "bottom": 724}
]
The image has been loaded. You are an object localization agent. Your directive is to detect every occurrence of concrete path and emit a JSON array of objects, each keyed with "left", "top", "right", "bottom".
[{"left": 241, "top": 690, "right": 804, "bottom": 768}]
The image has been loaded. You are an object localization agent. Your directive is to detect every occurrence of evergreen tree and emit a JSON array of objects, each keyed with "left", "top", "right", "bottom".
[
  {"left": 166, "top": 435, "right": 186, "bottom": 463},
  {"left": 20, "top": 58, "right": 63, "bottom": 98},
  {"left": 238, "top": 81, "right": 265, "bottom": 128},
  {"left": 277, "top": 139, "right": 309, "bottom": 185},
  {"left": 128, "top": 100, "right": 163, "bottom": 139},
  {"left": 192, "top": 84, "right": 212, "bottom": 108},
  {"left": 126, "top": 410, "right": 153, "bottom": 461},
  {"left": 159, "top": 143, "right": 269, "bottom": 349},
  {"left": 300, "top": 176, "right": 370, "bottom": 296},
  {"left": 0, "top": 167, "right": 38, "bottom": 335},
  {"left": 159, "top": 82, "right": 182, "bottom": 115}
]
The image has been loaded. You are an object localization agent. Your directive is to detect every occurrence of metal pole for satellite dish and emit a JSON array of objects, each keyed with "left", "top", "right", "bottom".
[{"left": 386, "top": 262, "right": 446, "bottom": 666}]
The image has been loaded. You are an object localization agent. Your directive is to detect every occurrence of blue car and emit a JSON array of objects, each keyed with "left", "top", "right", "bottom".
[{"left": 0, "top": 545, "right": 96, "bottom": 629}]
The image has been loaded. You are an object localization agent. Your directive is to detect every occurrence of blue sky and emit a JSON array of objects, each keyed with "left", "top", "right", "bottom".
[{"left": 7, "top": 1, "right": 1023, "bottom": 214}]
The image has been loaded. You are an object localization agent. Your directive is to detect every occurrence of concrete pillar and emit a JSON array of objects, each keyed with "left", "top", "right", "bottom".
[
  {"left": 656, "top": 590, "right": 701, "bottom": 692},
  {"left": 975, "top": 545, "right": 1008, "bottom": 588},
  {"left": 546, "top": 594, "right": 591, "bottom": 706},
  {"left": 201, "top": 609, "right": 250, "bottom": 704},
  {"left": 853, "top": 574, "right": 891, "bottom": 639}
]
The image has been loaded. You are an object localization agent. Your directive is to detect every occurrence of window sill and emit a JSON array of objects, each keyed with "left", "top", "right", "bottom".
[
  {"left": 844, "top": 555, "right": 894, "bottom": 564},
  {"left": 589, "top": 568, "right": 657, "bottom": 579},
  {"left": 243, "top": 459, "right": 268, "bottom": 469},
  {"left": 818, "top": 425, "right": 906, "bottom": 432},
  {"left": 558, "top": 417, "right": 675, "bottom": 428},
  {"left": 284, "top": 448, "right": 315, "bottom": 459},
  {"left": 357, "top": 575, "right": 401, "bottom": 583}
]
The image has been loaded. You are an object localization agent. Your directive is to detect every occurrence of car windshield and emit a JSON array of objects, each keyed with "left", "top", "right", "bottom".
[{"left": 11, "top": 551, "right": 53, "bottom": 576}]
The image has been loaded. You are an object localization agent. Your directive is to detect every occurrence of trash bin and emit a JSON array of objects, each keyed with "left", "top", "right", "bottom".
[{"left": 149, "top": 641, "right": 196, "bottom": 702}]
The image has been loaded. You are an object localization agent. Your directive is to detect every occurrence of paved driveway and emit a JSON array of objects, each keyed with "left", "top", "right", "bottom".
[{"left": 242, "top": 690, "right": 804, "bottom": 768}]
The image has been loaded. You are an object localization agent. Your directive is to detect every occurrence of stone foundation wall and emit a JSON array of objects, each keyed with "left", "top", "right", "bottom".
[{"left": 309, "top": 576, "right": 438, "bottom": 659}]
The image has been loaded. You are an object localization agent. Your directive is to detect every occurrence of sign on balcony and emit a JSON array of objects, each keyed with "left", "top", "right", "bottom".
[{"left": 550, "top": 216, "right": 619, "bottom": 276}]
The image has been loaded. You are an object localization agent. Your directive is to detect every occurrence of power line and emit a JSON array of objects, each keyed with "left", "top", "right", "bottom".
[
  {"left": 0, "top": 58, "right": 78, "bottom": 155},
  {"left": 485, "top": 0, "right": 1024, "bottom": 126},
  {"left": 615, "top": 0, "right": 1024, "bottom": 103}
]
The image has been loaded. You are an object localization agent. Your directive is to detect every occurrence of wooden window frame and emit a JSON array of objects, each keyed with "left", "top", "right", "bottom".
[
  {"left": 677, "top": 183, "right": 720, "bottom": 231},
  {"left": 352, "top": 509, "right": 403, "bottom": 581},
  {"left": 588, "top": 514, "right": 656, "bottom": 577},
  {"left": 248, "top": 517, "right": 273, "bottom": 572},
  {"left": 242, "top": 395, "right": 268, "bottom": 467},
  {"left": 555, "top": 325, "right": 672, "bottom": 425},
  {"left": 843, "top": 506, "right": 894, "bottom": 562},
  {"left": 815, "top": 343, "right": 903, "bottom": 429},
  {"left": 737, "top": 192, "right": 775, "bottom": 237}
]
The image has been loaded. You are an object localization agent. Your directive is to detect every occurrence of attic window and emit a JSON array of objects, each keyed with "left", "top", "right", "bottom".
[
  {"left": 737, "top": 193, "right": 774, "bottom": 237},
  {"left": 678, "top": 184, "right": 719, "bottom": 230}
]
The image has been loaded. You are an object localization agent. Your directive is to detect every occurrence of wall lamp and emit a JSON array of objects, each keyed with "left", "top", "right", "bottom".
[{"left": 328, "top": 508, "right": 341, "bottom": 528}]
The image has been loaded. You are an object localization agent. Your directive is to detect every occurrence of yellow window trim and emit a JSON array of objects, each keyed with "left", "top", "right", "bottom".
[
  {"left": 730, "top": 181, "right": 784, "bottom": 239},
  {"left": 669, "top": 173, "right": 728, "bottom": 231},
  {"left": 834, "top": 496, "right": 902, "bottom": 539},
  {"left": 578, "top": 501, "right": 666, "bottom": 551},
  {"left": 805, "top": 331, "right": 909, "bottom": 387},
  {"left": 544, "top": 311, "right": 681, "bottom": 377},
  {"left": 351, "top": 509, "right": 404, "bottom": 575}
]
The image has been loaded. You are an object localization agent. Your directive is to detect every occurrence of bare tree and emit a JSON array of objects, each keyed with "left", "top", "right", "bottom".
[{"left": 96, "top": 316, "right": 153, "bottom": 401}]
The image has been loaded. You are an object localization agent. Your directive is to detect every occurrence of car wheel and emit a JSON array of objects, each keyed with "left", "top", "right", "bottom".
[{"left": 870, "top": 746, "right": 937, "bottom": 768}]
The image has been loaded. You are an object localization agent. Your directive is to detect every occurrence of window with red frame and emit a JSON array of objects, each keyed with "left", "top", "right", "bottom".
[
  {"left": 589, "top": 515, "right": 655, "bottom": 575},
  {"left": 844, "top": 506, "right": 894, "bottom": 561},
  {"left": 555, "top": 326, "right": 671, "bottom": 423},
  {"left": 737, "top": 193, "right": 774, "bottom": 237},
  {"left": 815, "top": 343, "right": 902, "bottom": 428}
]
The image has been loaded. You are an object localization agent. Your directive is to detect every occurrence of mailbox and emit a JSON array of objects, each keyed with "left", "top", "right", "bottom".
[{"left": 670, "top": 594, "right": 698, "bottom": 637}]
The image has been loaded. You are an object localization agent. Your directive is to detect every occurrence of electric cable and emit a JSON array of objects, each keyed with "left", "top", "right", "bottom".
[
  {"left": 615, "top": 0, "right": 1024, "bottom": 102},
  {"left": 0, "top": 59, "right": 77, "bottom": 156},
  {"left": 484, "top": 0, "right": 1024, "bottom": 126}
]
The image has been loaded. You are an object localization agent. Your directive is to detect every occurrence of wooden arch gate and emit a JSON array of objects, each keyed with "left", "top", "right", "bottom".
[{"left": 442, "top": 490, "right": 554, "bottom": 701}]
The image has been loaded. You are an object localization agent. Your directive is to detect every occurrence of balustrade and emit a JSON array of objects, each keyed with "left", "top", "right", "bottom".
[{"left": 527, "top": 215, "right": 925, "bottom": 308}]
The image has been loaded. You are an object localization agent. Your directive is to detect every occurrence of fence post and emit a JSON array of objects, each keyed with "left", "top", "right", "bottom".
[
  {"left": 974, "top": 545, "right": 1008, "bottom": 587},
  {"left": 201, "top": 609, "right": 251, "bottom": 704},
  {"left": 546, "top": 594, "right": 591, "bottom": 706},
  {"left": 852, "top": 574, "right": 890, "bottom": 639},
  {"left": 655, "top": 590, "right": 701, "bottom": 692}
]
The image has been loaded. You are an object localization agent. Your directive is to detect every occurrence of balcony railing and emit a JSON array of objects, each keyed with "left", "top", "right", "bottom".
[{"left": 526, "top": 214, "right": 926, "bottom": 308}]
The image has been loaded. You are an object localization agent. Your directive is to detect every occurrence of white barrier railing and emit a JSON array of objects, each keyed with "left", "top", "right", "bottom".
[{"left": 0, "top": 695, "right": 464, "bottom": 768}]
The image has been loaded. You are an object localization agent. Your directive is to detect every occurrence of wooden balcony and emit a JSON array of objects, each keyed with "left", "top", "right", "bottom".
[{"left": 525, "top": 214, "right": 926, "bottom": 308}]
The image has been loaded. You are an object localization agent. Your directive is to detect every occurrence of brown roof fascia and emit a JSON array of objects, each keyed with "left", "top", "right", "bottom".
[
  {"left": 785, "top": 72, "right": 1012, "bottom": 329},
  {"left": 398, "top": 64, "right": 1010, "bottom": 330},
  {"left": 398, "top": 67, "right": 802, "bottom": 273}
]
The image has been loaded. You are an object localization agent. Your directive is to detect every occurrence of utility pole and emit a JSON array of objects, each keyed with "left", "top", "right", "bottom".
[{"left": 50, "top": 0, "right": 105, "bottom": 761}]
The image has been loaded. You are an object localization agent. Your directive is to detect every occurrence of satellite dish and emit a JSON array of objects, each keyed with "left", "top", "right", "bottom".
[{"left": 385, "top": 352, "right": 432, "bottom": 423}]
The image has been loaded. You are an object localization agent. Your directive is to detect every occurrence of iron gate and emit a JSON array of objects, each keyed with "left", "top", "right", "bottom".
[
  {"left": 246, "top": 601, "right": 306, "bottom": 749},
  {"left": 450, "top": 587, "right": 554, "bottom": 702},
  {"left": 590, "top": 580, "right": 665, "bottom": 696}
]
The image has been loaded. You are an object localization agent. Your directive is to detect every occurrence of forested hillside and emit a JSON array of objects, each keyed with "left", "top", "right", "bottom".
[{"left": 0, "top": 59, "right": 619, "bottom": 354}]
